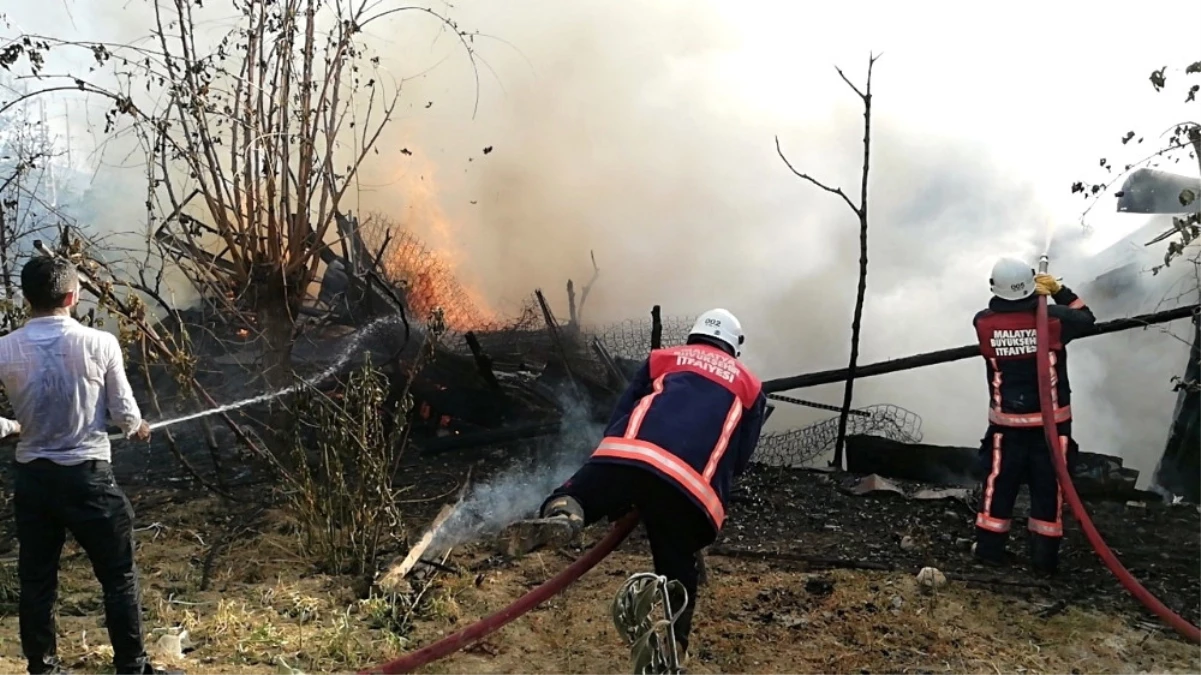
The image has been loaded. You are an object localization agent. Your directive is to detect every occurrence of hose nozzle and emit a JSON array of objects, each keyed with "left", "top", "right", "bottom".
[{"left": 1038, "top": 254, "right": 1050, "bottom": 275}]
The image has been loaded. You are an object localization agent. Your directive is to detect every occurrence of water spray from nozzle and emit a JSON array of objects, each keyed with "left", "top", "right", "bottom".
[
  {"left": 1039, "top": 217, "right": 1056, "bottom": 275},
  {"left": 104, "top": 313, "right": 410, "bottom": 441}
]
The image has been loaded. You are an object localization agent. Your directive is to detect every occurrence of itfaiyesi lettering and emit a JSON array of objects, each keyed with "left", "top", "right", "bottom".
[{"left": 675, "top": 348, "right": 737, "bottom": 382}]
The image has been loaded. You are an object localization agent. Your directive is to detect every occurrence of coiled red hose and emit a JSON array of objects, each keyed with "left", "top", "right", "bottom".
[
  {"left": 359, "top": 513, "right": 640, "bottom": 674},
  {"left": 1035, "top": 293, "right": 1201, "bottom": 643}
]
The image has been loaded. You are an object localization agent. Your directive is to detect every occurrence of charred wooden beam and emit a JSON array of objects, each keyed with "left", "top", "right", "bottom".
[
  {"left": 535, "top": 288, "right": 581, "bottom": 400},
  {"left": 464, "top": 331, "right": 502, "bottom": 392},
  {"left": 419, "top": 420, "right": 562, "bottom": 454},
  {"left": 768, "top": 393, "right": 871, "bottom": 417},
  {"left": 651, "top": 305, "right": 663, "bottom": 350},
  {"left": 763, "top": 303, "right": 1200, "bottom": 393},
  {"left": 567, "top": 279, "right": 577, "bottom": 325},
  {"left": 591, "top": 337, "right": 627, "bottom": 390}
]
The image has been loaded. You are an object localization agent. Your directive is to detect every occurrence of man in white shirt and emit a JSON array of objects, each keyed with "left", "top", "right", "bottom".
[{"left": 0, "top": 256, "right": 167, "bottom": 675}]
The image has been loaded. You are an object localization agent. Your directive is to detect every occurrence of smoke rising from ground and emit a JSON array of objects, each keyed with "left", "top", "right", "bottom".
[{"left": 428, "top": 396, "right": 600, "bottom": 550}]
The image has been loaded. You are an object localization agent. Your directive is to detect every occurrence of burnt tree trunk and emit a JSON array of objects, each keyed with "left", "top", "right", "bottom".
[
  {"left": 775, "top": 54, "right": 880, "bottom": 470},
  {"left": 251, "top": 262, "right": 309, "bottom": 455},
  {"left": 1154, "top": 127, "right": 1201, "bottom": 502},
  {"left": 256, "top": 270, "right": 303, "bottom": 387},
  {"left": 1155, "top": 302, "right": 1201, "bottom": 502},
  {"left": 834, "top": 57, "right": 877, "bottom": 471}
]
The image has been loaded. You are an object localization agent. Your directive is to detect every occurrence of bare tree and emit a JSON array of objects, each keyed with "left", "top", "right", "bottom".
[
  {"left": 1, "top": 0, "right": 478, "bottom": 386},
  {"left": 775, "top": 54, "right": 880, "bottom": 470}
]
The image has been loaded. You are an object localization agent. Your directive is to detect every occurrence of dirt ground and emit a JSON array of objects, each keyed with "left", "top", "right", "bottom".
[{"left": 0, "top": 445, "right": 1196, "bottom": 674}]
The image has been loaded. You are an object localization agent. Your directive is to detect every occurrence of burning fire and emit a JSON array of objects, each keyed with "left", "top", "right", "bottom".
[{"left": 371, "top": 155, "right": 498, "bottom": 332}]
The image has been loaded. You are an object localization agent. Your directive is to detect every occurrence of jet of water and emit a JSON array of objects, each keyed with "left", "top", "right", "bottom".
[{"left": 137, "top": 314, "right": 409, "bottom": 434}]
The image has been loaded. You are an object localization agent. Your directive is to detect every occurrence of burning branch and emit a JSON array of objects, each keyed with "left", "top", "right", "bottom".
[{"left": 776, "top": 52, "right": 881, "bottom": 470}]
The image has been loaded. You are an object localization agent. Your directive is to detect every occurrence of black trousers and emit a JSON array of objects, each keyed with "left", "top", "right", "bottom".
[
  {"left": 548, "top": 462, "right": 716, "bottom": 651},
  {"left": 14, "top": 459, "right": 148, "bottom": 674},
  {"left": 975, "top": 424, "right": 1077, "bottom": 563}
]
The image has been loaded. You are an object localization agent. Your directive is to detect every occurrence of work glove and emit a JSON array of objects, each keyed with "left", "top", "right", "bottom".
[{"left": 1034, "top": 273, "right": 1062, "bottom": 296}]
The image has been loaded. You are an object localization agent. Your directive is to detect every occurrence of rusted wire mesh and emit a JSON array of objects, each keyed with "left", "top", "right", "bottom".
[
  {"left": 354, "top": 217, "right": 553, "bottom": 357},
  {"left": 588, "top": 315, "right": 694, "bottom": 360},
  {"left": 755, "top": 404, "right": 924, "bottom": 467},
  {"left": 357, "top": 216, "right": 500, "bottom": 336}
]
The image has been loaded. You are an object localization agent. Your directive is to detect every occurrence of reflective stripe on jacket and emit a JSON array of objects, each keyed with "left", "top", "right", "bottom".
[{"left": 588, "top": 343, "right": 767, "bottom": 531}]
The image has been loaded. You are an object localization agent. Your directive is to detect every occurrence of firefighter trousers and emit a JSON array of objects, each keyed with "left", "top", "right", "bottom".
[
  {"left": 975, "top": 424, "right": 1077, "bottom": 572},
  {"left": 546, "top": 462, "right": 715, "bottom": 653}
]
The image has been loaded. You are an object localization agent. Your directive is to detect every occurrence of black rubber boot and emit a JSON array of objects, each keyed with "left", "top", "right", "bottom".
[
  {"left": 541, "top": 495, "right": 585, "bottom": 524},
  {"left": 972, "top": 528, "right": 1011, "bottom": 566},
  {"left": 498, "top": 496, "right": 585, "bottom": 557},
  {"left": 27, "top": 655, "right": 68, "bottom": 675},
  {"left": 1029, "top": 534, "right": 1061, "bottom": 577}
]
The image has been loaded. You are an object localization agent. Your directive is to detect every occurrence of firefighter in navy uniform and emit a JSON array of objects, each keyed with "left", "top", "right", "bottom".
[
  {"left": 972, "top": 257, "right": 1097, "bottom": 575},
  {"left": 503, "top": 308, "right": 768, "bottom": 661}
]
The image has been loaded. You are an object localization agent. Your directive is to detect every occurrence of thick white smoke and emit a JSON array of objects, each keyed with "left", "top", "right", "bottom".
[{"left": 4, "top": 0, "right": 1197, "bottom": 491}]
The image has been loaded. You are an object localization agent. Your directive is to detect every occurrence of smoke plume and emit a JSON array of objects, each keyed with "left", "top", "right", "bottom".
[
  {"left": 354, "top": 1, "right": 1196, "bottom": 486},
  {"left": 5, "top": 0, "right": 1196, "bottom": 488}
]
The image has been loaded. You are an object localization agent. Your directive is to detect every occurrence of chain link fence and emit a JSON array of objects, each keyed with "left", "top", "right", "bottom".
[
  {"left": 588, "top": 315, "right": 924, "bottom": 467},
  {"left": 754, "top": 404, "right": 924, "bottom": 466}
]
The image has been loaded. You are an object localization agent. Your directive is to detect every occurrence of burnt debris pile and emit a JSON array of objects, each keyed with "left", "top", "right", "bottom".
[{"left": 132, "top": 212, "right": 924, "bottom": 471}]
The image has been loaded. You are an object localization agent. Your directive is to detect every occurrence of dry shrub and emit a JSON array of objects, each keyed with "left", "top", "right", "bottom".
[{"left": 277, "top": 357, "right": 411, "bottom": 576}]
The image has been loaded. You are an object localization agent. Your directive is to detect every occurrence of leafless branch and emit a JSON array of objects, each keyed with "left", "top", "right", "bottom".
[{"left": 774, "top": 135, "right": 860, "bottom": 215}]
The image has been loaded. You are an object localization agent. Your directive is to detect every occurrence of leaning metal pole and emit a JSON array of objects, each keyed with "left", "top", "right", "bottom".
[{"left": 762, "top": 303, "right": 1199, "bottom": 394}]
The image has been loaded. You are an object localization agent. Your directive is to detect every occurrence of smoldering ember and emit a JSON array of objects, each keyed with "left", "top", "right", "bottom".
[{"left": 0, "top": 3, "right": 1199, "bottom": 674}]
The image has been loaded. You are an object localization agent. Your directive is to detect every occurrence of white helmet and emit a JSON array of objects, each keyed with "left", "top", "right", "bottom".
[
  {"left": 688, "top": 308, "right": 745, "bottom": 357},
  {"left": 990, "top": 257, "right": 1036, "bottom": 301}
]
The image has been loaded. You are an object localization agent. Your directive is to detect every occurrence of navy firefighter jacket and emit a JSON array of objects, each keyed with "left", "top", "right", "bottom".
[
  {"left": 973, "top": 285, "right": 1097, "bottom": 429},
  {"left": 588, "top": 342, "right": 768, "bottom": 532}
]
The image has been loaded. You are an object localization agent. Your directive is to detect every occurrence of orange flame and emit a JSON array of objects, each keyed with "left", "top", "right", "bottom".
[{"left": 374, "top": 157, "right": 497, "bottom": 332}]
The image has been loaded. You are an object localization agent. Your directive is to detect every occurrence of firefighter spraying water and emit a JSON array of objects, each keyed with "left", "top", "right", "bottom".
[{"left": 971, "top": 255, "right": 1096, "bottom": 574}]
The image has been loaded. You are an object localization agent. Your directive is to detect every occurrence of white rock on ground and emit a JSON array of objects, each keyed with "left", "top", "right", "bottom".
[{"left": 916, "top": 566, "right": 947, "bottom": 594}]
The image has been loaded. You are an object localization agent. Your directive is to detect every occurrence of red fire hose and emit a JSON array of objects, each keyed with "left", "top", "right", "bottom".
[
  {"left": 360, "top": 513, "right": 640, "bottom": 674},
  {"left": 1035, "top": 288, "right": 1201, "bottom": 643},
  {"left": 358, "top": 285, "right": 1200, "bottom": 673}
]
